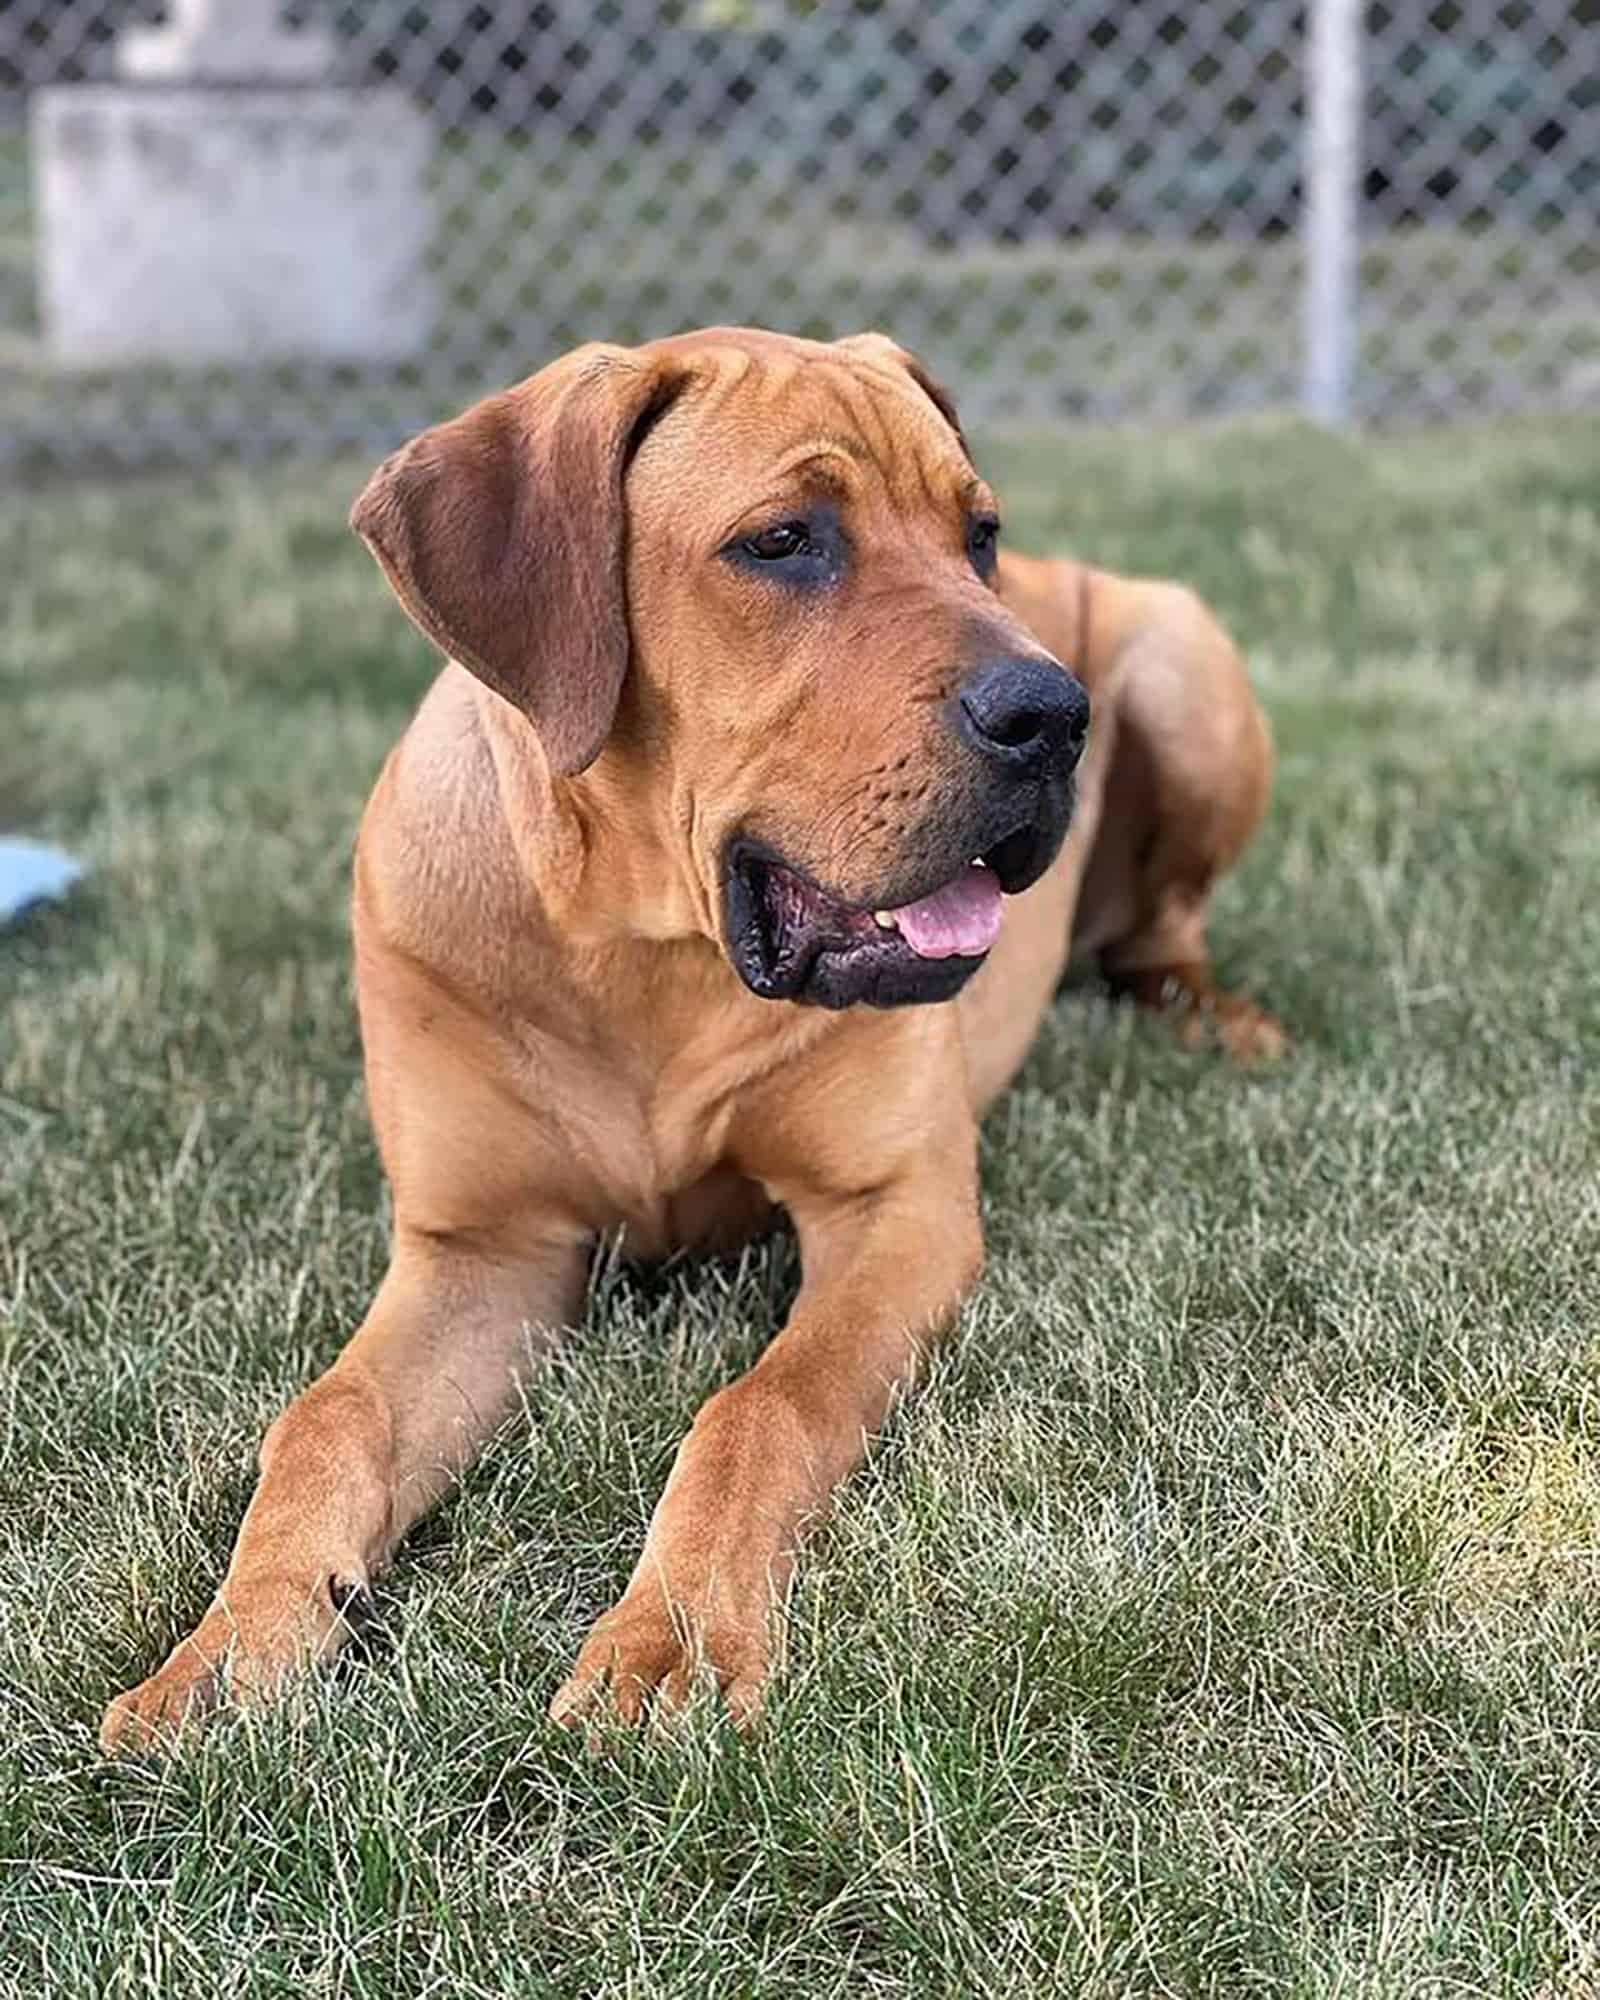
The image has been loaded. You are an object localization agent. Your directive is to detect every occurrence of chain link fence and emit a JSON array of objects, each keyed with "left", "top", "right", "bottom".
[{"left": 1, "top": 1, "right": 1595, "bottom": 471}]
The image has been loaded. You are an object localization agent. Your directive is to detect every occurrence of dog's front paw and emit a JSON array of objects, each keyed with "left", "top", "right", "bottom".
[
  {"left": 99, "top": 1572, "right": 364, "bottom": 1756},
  {"left": 549, "top": 1580, "right": 773, "bottom": 1731},
  {"left": 100, "top": 1639, "right": 228, "bottom": 1755}
]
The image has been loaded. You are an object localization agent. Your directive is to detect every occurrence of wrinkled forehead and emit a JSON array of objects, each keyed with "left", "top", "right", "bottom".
[{"left": 630, "top": 336, "right": 984, "bottom": 525}]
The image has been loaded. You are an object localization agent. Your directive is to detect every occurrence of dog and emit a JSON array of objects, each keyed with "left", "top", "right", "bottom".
[{"left": 100, "top": 327, "right": 1281, "bottom": 1751}]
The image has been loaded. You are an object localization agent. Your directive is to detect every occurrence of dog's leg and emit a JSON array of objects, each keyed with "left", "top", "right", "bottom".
[
  {"left": 1080, "top": 610, "right": 1286, "bottom": 1062},
  {"left": 1104, "top": 958, "right": 1286, "bottom": 1061},
  {"left": 551, "top": 1124, "right": 982, "bottom": 1727},
  {"left": 99, "top": 1230, "right": 585, "bottom": 1754}
]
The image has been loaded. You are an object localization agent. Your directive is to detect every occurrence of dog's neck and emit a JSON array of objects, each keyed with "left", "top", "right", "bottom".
[{"left": 477, "top": 686, "right": 722, "bottom": 951}]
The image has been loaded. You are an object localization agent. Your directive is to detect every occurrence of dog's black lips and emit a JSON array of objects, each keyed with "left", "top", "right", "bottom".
[{"left": 722, "top": 806, "right": 1068, "bottom": 1011}]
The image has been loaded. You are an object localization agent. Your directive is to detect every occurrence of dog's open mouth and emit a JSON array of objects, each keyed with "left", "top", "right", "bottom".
[{"left": 725, "top": 826, "right": 1048, "bottom": 1009}]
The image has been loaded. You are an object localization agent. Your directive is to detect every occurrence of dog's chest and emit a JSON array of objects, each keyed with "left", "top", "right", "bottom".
[
  {"left": 554, "top": 1076, "right": 768, "bottom": 1260},
  {"left": 534, "top": 1004, "right": 810, "bottom": 1259}
]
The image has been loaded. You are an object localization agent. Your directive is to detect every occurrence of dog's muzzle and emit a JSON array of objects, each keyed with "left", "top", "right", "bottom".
[
  {"left": 956, "top": 656, "right": 1090, "bottom": 781},
  {"left": 721, "top": 654, "right": 1089, "bottom": 1011}
]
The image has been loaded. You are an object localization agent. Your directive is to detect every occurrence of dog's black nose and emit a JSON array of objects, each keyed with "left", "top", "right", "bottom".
[{"left": 957, "top": 658, "right": 1090, "bottom": 775}]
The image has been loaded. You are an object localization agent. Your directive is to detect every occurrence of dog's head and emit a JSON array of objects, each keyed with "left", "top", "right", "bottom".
[{"left": 352, "top": 327, "right": 1088, "bottom": 1009}]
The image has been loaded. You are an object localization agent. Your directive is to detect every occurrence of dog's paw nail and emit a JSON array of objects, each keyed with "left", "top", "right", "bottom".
[
  {"left": 326, "top": 1574, "right": 373, "bottom": 1621},
  {"left": 547, "top": 1681, "right": 588, "bottom": 1729}
]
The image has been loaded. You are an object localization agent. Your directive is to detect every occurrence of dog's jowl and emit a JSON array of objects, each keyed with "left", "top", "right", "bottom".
[{"left": 100, "top": 327, "right": 1282, "bottom": 1753}]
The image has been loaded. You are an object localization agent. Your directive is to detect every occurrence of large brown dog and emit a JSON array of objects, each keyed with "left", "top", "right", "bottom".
[{"left": 101, "top": 328, "right": 1281, "bottom": 1752}]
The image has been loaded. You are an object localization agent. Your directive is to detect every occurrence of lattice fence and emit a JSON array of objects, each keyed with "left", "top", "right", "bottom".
[{"left": 0, "top": 1, "right": 1595, "bottom": 468}]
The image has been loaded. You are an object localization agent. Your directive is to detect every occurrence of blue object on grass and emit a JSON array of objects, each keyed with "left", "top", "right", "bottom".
[{"left": 0, "top": 839, "right": 84, "bottom": 925}]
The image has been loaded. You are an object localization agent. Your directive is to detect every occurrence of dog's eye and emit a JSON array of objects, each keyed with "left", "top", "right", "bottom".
[
  {"left": 742, "top": 522, "right": 812, "bottom": 562},
  {"left": 967, "top": 515, "right": 1001, "bottom": 574}
]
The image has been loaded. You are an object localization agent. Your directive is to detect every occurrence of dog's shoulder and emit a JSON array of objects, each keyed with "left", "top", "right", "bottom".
[
  {"left": 993, "top": 548, "right": 1083, "bottom": 663},
  {"left": 354, "top": 665, "right": 538, "bottom": 974},
  {"left": 999, "top": 547, "right": 1237, "bottom": 694}
]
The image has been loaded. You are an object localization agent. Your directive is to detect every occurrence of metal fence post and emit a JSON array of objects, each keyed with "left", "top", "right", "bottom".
[{"left": 1302, "top": 0, "right": 1365, "bottom": 426}]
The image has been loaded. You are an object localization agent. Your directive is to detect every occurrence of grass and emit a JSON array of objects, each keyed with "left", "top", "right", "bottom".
[{"left": 3, "top": 410, "right": 1600, "bottom": 1995}]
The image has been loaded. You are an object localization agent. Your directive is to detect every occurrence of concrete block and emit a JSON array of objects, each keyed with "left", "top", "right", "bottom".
[{"left": 32, "top": 85, "right": 435, "bottom": 366}]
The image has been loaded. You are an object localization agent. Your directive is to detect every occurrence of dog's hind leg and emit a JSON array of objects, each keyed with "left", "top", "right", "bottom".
[{"left": 1074, "top": 586, "right": 1286, "bottom": 1062}]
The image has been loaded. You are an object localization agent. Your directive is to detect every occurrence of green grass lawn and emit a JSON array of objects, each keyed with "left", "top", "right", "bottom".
[{"left": 3, "top": 413, "right": 1600, "bottom": 1995}]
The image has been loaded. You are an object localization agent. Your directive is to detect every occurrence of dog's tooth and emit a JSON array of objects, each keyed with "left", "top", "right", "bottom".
[{"left": 873, "top": 911, "right": 896, "bottom": 930}]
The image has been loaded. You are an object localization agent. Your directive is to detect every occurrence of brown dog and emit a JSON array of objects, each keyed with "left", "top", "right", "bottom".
[{"left": 100, "top": 327, "right": 1280, "bottom": 1752}]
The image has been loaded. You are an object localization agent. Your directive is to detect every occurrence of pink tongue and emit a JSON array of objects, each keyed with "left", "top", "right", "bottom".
[{"left": 890, "top": 864, "right": 1003, "bottom": 959}]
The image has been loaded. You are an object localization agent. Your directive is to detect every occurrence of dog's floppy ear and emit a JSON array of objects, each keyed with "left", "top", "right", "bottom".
[
  {"left": 351, "top": 345, "right": 684, "bottom": 776},
  {"left": 835, "top": 331, "right": 971, "bottom": 462}
]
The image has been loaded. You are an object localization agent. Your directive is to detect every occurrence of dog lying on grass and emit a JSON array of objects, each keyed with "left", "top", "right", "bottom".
[{"left": 102, "top": 327, "right": 1281, "bottom": 1752}]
